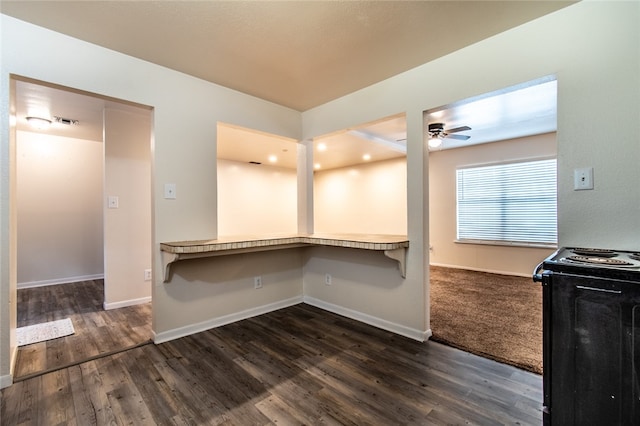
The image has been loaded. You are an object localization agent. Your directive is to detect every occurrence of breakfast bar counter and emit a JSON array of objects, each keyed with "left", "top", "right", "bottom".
[{"left": 160, "top": 234, "right": 409, "bottom": 282}]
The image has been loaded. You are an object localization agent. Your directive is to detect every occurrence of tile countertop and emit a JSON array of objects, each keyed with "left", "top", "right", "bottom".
[
  {"left": 160, "top": 233, "right": 409, "bottom": 254},
  {"left": 159, "top": 234, "right": 410, "bottom": 281}
]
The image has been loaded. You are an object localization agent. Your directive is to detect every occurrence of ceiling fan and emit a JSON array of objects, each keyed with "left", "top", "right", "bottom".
[{"left": 427, "top": 123, "right": 471, "bottom": 149}]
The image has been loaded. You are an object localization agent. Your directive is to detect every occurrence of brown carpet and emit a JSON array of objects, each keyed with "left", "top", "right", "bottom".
[{"left": 429, "top": 266, "right": 542, "bottom": 374}]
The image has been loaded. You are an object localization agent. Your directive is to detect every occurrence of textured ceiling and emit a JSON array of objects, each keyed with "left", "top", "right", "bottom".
[{"left": 1, "top": 0, "right": 574, "bottom": 111}]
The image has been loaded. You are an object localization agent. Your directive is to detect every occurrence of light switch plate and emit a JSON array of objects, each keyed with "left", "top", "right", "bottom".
[
  {"left": 164, "top": 183, "right": 177, "bottom": 199},
  {"left": 574, "top": 167, "right": 594, "bottom": 190}
]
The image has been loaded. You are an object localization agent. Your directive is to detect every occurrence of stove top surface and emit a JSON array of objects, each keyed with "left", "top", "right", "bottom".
[{"left": 544, "top": 247, "right": 640, "bottom": 280}]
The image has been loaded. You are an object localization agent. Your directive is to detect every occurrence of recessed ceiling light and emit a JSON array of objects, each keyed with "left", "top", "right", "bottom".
[
  {"left": 268, "top": 155, "right": 277, "bottom": 163},
  {"left": 317, "top": 143, "right": 327, "bottom": 151},
  {"left": 314, "top": 163, "right": 321, "bottom": 170},
  {"left": 363, "top": 154, "right": 371, "bottom": 161}
]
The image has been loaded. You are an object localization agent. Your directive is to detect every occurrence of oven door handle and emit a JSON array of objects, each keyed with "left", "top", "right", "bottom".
[
  {"left": 575, "top": 285, "right": 622, "bottom": 294},
  {"left": 533, "top": 261, "right": 546, "bottom": 283}
]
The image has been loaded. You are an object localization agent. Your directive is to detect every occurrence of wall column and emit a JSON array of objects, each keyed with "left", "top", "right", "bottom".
[
  {"left": 297, "top": 139, "right": 314, "bottom": 235},
  {"left": 405, "top": 109, "right": 430, "bottom": 336}
]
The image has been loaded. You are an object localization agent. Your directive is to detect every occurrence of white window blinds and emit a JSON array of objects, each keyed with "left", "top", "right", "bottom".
[{"left": 456, "top": 158, "right": 557, "bottom": 245}]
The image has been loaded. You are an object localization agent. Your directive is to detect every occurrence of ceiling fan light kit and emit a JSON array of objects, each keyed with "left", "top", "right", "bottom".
[
  {"left": 428, "top": 136, "right": 443, "bottom": 149},
  {"left": 427, "top": 122, "right": 471, "bottom": 149}
]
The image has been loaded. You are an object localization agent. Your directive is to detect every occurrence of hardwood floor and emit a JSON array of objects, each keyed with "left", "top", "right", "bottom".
[
  {"left": 13, "top": 280, "right": 152, "bottom": 380},
  {"left": 3, "top": 299, "right": 543, "bottom": 425}
]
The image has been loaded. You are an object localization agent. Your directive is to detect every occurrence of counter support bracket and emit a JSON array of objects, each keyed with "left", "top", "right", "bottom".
[
  {"left": 384, "top": 247, "right": 407, "bottom": 278},
  {"left": 162, "top": 251, "right": 179, "bottom": 283}
]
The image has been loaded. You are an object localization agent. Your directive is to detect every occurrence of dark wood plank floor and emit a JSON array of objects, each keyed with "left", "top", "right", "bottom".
[
  {"left": 3, "top": 299, "right": 543, "bottom": 425},
  {"left": 13, "top": 280, "right": 152, "bottom": 380}
]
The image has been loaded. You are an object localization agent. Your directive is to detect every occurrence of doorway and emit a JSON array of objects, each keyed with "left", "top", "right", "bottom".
[
  {"left": 12, "top": 76, "right": 154, "bottom": 379},
  {"left": 425, "top": 76, "right": 558, "bottom": 373}
]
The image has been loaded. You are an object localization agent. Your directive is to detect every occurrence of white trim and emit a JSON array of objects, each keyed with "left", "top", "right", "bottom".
[
  {"left": 429, "top": 262, "right": 531, "bottom": 278},
  {"left": 18, "top": 274, "right": 104, "bottom": 289},
  {"left": 424, "top": 328, "right": 433, "bottom": 341},
  {"left": 10, "top": 342, "right": 17, "bottom": 373},
  {"left": 103, "top": 296, "right": 152, "bottom": 310},
  {"left": 0, "top": 373, "right": 13, "bottom": 389},
  {"left": 1, "top": 344, "right": 16, "bottom": 388},
  {"left": 153, "top": 296, "right": 303, "bottom": 344},
  {"left": 455, "top": 239, "right": 557, "bottom": 250},
  {"left": 303, "top": 296, "right": 429, "bottom": 342}
]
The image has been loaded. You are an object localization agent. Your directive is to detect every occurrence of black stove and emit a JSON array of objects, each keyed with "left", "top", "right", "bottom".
[{"left": 534, "top": 247, "right": 640, "bottom": 425}]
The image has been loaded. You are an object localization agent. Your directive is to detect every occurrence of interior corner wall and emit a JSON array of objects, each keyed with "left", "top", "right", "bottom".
[
  {"left": 16, "top": 131, "right": 104, "bottom": 286},
  {"left": 217, "top": 159, "right": 297, "bottom": 236},
  {"left": 104, "top": 107, "right": 152, "bottom": 308},
  {"left": 302, "top": 246, "right": 423, "bottom": 339},
  {"left": 428, "top": 133, "right": 558, "bottom": 276},
  {"left": 314, "top": 157, "right": 407, "bottom": 235}
]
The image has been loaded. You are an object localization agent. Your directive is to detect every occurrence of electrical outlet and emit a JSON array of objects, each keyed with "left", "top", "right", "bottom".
[
  {"left": 325, "top": 273, "right": 332, "bottom": 285},
  {"left": 254, "top": 276, "right": 263, "bottom": 289},
  {"left": 144, "top": 269, "right": 152, "bottom": 281}
]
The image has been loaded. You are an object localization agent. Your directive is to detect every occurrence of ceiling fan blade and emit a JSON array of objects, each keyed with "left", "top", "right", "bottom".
[
  {"left": 447, "top": 134, "right": 471, "bottom": 141},
  {"left": 446, "top": 125, "right": 471, "bottom": 134}
]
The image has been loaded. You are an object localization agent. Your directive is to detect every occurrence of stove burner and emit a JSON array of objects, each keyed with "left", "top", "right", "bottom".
[
  {"left": 566, "top": 255, "right": 634, "bottom": 266},
  {"left": 630, "top": 253, "right": 640, "bottom": 261},
  {"left": 571, "top": 248, "right": 616, "bottom": 257}
]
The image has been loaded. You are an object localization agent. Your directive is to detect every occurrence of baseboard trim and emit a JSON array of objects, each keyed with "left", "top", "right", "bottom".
[
  {"left": 0, "top": 358, "right": 13, "bottom": 389},
  {"left": 423, "top": 328, "right": 433, "bottom": 341},
  {"left": 18, "top": 274, "right": 105, "bottom": 289},
  {"left": 429, "top": 263, "right": 531, "bottom": 278},
  {"left": 0, "top": 372, "right": 13, "bottom": 389},
  {"left": 303, "top": 296, "right": 428, "bottom": 342},
  {"left": 0, "top": 336, "right": 19, "bottom": 388},
  {"left": 153, "top": 296, "right": 304, "bottom": 344},
  {"left": 104, "top": 296, "right": 151, "bottom": 310}
]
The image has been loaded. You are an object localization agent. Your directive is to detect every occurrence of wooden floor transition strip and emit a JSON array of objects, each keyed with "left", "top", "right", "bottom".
[{"left": 13, "top": 339, "right": 153, "bottom": 383}]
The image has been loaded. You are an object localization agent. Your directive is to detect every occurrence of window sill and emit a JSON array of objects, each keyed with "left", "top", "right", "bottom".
[{"left": 455, "top": 239, "right": 557, "bottom": 249}]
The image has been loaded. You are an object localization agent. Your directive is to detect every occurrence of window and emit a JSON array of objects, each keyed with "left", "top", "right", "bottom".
[{"left": 456, "top": 158, "right": 557, "bottom": 246}]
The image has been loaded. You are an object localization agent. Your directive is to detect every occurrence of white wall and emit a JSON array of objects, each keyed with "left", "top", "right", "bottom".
[
  {"left": 307, "top": 157, "right": 414, "bottom": 338},
  {"left": 103, "top": 107, "right": 152, "bottom": 309},
  {"left": 154, "top": 249, "right": 303, "bottom": 342},
  {"left": 314, "top": 157, "right": 407, "bottom": 235},
  {"left": 429, "top": 133, "right": 557, "bottom": 276},
  {"left": 16, "top": 131, "right": 104, "bottom": 287},
  {"left": 217, "top": 159, "right": 297, "bottom": 236},
  {"left": 303, "top": 245, "right": 423, "bottom": 340}
]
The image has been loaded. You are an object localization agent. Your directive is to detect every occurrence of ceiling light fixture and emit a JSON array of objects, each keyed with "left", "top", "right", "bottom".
[
  {"left": 362, "top": 154, "right": 371, "bottom": 161},
  {"left": 26, "top": 116, "right": 52, "bottom": 130},
  {"left": 317, "top": 143, "right": 327, "bottom": 151},
  {"left": 268, "top": 155, "right": 277, "bottom": 163},
  {"left": 428, "top": 136, "right": 442, "bottom": 149}
]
